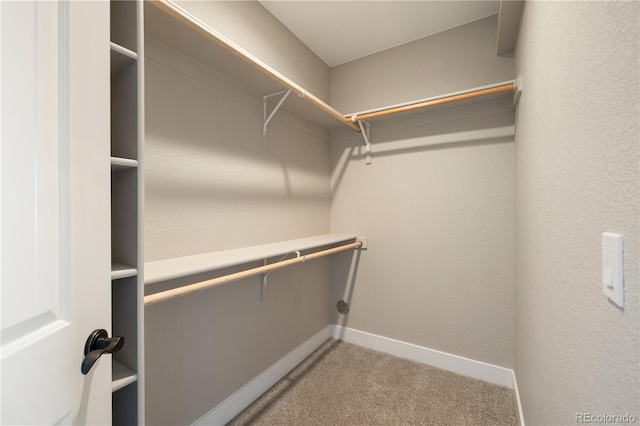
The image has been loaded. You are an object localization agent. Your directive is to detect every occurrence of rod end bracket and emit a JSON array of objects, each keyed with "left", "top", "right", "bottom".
[
  {"left": 513, "top": 75, "right": 523, "bottom": 110},
  {"left": 357, "top": 237, "right": 368, "bottom": 250}
]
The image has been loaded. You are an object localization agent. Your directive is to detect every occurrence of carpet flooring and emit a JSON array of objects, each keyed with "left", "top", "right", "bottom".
[{"left": 228, "top": 339, "right": 518, "bottom": 425}]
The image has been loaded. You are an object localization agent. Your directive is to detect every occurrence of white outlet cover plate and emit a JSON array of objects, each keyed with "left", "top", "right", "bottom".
[{"left": 602, "top": 232, "right": 624, "bottom": 308}]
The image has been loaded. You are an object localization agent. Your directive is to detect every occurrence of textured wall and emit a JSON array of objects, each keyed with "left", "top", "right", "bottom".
[
  {"left": 144, "top": 19, "right": 333, "bottom": 424},
  {"left": 173, "top": 0, "right": 330, "bottom": 102},
  {"left": 330, "top": 101, "right": 517, "bottom": 368},
  {"left": 329, "top": 14, "right": 515, "bottom": 114},
  {"left": 144, "top": 256, "right": 332, "bottom": 425},
  {"left": 144, "top": 38, "right": 331, "bottom": 261},
  {"left": 328, "top": 15, "right": 517, "bottom": 369},
  {"left": 514, "top": 2, "right": 639, "bottom": 423}
]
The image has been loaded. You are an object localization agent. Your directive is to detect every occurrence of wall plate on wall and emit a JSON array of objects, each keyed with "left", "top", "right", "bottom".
[
  {"left": 358, "top": 237, "right": 368, "bottom": 250},
  {"left": 337, "top": 300, "right": 350, "bottom": 314}
]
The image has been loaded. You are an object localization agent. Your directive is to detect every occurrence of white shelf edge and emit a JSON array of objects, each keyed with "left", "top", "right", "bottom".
[
  {"left": 110, "top": 41, "right": 138, "bottom": 60},
  {"left": 110, "top": 42, "right": 138, "bottom": 75},
  {"left": 111, "top": 157, "right": 139, "bottom": 172},
  {"left": 112, "top": 360, "right": 138, "bottom": 393},
  {"left": 111, "top": 263, "right": 138, "bottom": 280},
  {"left": 145, "top": 234, "right": 358, "bottom": 285},
  {"left": 111, "top": 156, "right": 138, "bottom": 168}
]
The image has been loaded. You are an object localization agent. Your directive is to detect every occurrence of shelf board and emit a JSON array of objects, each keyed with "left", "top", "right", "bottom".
[
  {"left": 144, "top": 1, "right": 358, "bottom": 131},
  {"left": 110, "top": 42, "right": 137, "bottom": 75},
  {"left": 111, "top": 156, "right": 138, "bottom": 171},
  {"left": 112, "top": 360, "right": 137, "bottom": 393},
  {"left": 145, "top": 234, "right": 358, "bottom": 285},
  {"left": 112, "top": 263, "right": 137, "bottom": 280}
]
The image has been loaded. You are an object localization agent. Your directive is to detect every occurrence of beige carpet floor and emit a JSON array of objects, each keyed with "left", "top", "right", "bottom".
[{"left": 228, "top": 339, "right": 518, "bottom": 425}]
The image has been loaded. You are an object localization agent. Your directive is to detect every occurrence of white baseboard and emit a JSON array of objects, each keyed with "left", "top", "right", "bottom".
[
  {"left": 332, "top": 325, "right": 526, "bottom": 422},
  {"left": 193, "top": 324, "right": 525, "bottom": 425},
  {"left": 512, "top": 370, "right": 526, "bottom": 426},
  {"left": 330, "top": 325, "right": 514, "bottom": 389},
  {"left": 193, "top": 326, "right": 332, "bottom": 426}
]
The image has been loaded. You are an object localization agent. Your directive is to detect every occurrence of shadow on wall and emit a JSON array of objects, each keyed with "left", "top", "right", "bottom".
[
  {"left": 331, "top": 98, "right": 517, "bottom": 198},
  {"left": 145, "top": 55, "right": 331, "bottom": 205},
  {"left": 144, "top": 48, "right": 334, "bottom": 260},
  {"left": 226, "top": 339, "right": 342, "bottom": 425},
  {"left": 144, "top": 254, "right": 335, "bottom": 425}
]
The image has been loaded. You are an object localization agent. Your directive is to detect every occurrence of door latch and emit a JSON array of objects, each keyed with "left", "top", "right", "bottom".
[{"left": 81, "top": 329, "right": 124, "bottom": 375}]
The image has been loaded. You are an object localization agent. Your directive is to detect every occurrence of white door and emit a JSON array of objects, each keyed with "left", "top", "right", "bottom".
[{"left": 1, "top": 1, "right": 112, "bottom": 424}]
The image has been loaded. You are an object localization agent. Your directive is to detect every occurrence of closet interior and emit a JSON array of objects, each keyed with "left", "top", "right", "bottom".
[{"left": 115, "top": 0, "right": 523, "bottom": 423}]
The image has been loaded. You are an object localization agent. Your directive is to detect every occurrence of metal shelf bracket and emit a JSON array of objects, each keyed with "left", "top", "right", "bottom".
[
  {"left": 353, "top": 119, "right": 372, "bottom": 165},
  {"left": 262, "top": 89, "right": 292, "bottom": 149},
  {"left": 261, "top": 250, "right": 301, "bottom": 301}
]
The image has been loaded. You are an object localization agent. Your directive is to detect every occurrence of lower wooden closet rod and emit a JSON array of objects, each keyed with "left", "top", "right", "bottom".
[{"left": 144, "top": 241, "right": 363, "bottom": 306}]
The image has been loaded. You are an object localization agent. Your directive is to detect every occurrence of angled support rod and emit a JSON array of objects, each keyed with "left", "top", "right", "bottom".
[
  {"left": 354, "top": 119, "right": 372, "bottom": 165},
  {"left": 262, "top": 89, "right": 291, "bottom": 148}
]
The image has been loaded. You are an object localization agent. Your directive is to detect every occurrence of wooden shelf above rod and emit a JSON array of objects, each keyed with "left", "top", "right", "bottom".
[{"left": 146, "top": 0, "right": 361, "bottom": 132}]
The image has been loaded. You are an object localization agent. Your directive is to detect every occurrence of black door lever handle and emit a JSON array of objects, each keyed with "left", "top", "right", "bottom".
[{"left": 81, "top": 329, "right": 124, "bottom": 375}]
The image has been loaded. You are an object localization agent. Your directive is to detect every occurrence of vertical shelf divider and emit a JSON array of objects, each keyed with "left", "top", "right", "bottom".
[
  {"left": 110, "top": 0, "right": 144, "bottom": 424},
  {"left": 135, "top": 0, "right": 145, "bottom": 424}
]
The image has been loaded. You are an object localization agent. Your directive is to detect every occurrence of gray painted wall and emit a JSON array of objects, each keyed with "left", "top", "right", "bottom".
[
  {"left": 144, "top": 256, "right": 332, "bottom": 425},
  {"left": 330, "top": 15, "right": 515, "bottom": 114},
  {"left": 329, "top": 103, "right": 517, "bottom": 368},
  {"left": 143, "top": 18, "right": 333, "bottom": 424},
  {"left": 144, "top": 38, "right": 331, "bottom": 261},
  {"left": 173, "top": 0, "right": 330, "bottom": 102},
  {"left": 514, "top": 2, "right": 639, "bottom": 423},
  {"left": 328, "top": 13, "right": 516, "bottom": 369}
]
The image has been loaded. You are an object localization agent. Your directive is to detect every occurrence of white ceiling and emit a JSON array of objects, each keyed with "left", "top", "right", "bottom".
[{"left": 258, "top": 1, "right": 500, "bottom": 67}]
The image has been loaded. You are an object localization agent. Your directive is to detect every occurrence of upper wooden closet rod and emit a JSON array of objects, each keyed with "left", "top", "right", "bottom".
[
  {"left": 346, "top": 82, "right": 517, "bottom": 123},
  {"left": 149, "top": 0, "right": 361, "bottom": 132}
]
